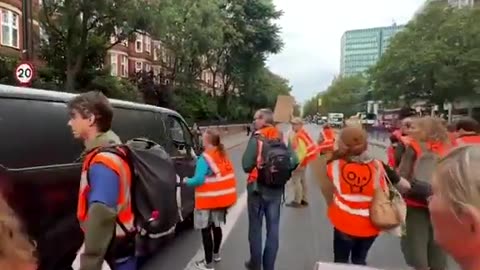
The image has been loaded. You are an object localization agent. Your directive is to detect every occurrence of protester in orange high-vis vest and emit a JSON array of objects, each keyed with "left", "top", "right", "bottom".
[
  {"left": 397, "top": 117, "right": 452, "bottom": 270},
  {"left": 454, "top": 117, "right": 480, "bottom": 146},
  {"left": 182, "top": 129, "right": 237, "bottom": 270},
  {"left": 68, "top": 91, "right": 136, "bottom": 270},
  {"left": 318, "top": 124, "right": 335, "bottom": 154},
  {"left": 326, "top": 126, "right": 406, "bottom": 266},
  {"left": 242, "top": 108, "right": 298, "bottom": 270},
  {"left": 286, "top": 117, "right": 317, "bottom": 208}
]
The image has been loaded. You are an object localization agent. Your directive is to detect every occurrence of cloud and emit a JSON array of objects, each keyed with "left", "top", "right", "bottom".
[{"left": 266, "top": 0, "right": 425, "bottom": 104}]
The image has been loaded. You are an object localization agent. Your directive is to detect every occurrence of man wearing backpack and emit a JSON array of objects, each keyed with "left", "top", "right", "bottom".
[
  {"left": 242, "top": 108, "right": 299, "bottom": 270},
  {"left": 67, "top": 91, "right": 136, "bottom": 270}
]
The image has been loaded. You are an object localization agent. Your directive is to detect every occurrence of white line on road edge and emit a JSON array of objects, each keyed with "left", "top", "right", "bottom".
[{"left": 183, "top": 190, "right": 249, "bottom": 270}]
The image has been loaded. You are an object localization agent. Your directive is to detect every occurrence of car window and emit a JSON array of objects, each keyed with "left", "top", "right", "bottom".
[
  {"left": 169, "top": 117, "right": 186, "bottom": 143},
  {"left": 167, "top": 116, "right": 193, "bottom": 146}
]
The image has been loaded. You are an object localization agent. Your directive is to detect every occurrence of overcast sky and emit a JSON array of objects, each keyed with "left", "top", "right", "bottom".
[{"left": 266, "top": 0, "right": 425, "bottom": 104}]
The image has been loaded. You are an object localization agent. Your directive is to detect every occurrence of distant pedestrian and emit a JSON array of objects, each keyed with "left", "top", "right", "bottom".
[
  {"left": 246, "top": 124, "right": 251, "bottom": 136},
  {"left": 183, "top": 129, "right": 237, "bottom": 270}
]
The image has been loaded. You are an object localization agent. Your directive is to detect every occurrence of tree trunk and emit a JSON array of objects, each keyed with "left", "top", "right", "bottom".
[{"left": 65, "top": 66, "right": 77, "bottom": 92}]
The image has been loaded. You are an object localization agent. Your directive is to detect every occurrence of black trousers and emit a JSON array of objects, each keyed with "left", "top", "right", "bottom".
[
  {"left": 201, "top": 225, "right": 223, "bottom": 264},
  {"left": 333, "top": 228, "right": 376, "bottom": 265}
]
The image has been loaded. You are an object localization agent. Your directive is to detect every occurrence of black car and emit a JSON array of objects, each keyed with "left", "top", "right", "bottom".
[{"left": 0, "top": 85, "right": 200, "bottom": 270}]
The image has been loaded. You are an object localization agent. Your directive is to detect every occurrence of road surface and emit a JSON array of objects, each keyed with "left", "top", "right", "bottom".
[{"left": 141, "top": 124, "right": 458, "bottom": 270}]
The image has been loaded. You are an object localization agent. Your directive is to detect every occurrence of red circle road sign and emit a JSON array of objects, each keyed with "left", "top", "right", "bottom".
[{"left": 15, "top": 62, "right": 35, "bottom": 86}]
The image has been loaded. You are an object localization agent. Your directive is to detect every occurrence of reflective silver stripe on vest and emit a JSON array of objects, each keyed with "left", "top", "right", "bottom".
[
  {"left": 203, "top": 152, "right": 221, "bottom": 177},
  {"left": 205, "top": 173, "right": 235, "bottom": 183}
]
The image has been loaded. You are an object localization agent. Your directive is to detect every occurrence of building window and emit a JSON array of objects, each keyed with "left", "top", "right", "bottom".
[
  {"left": 1, "top": 10, "right": 19, "bottom": 48},
  {"left": 145, "top": 63, "right": 151, "bottom": 72},
  {"left": 135, "top": 34, "right": 143, "bottom": 53},
  {"left": 153, "top": 46, "right": 159, "bottom": 61},
  {"left": 135, "top": 61, "right": 142, "bottom": 72},
  {"left": 120, "top": 55, "right": 128, "bottom": 77},
  {"left": 110, "top": 54, "right": 118, "bottom": 76},
  {"left": 145, "top": 36, "right": 151, "bottom": 54}
]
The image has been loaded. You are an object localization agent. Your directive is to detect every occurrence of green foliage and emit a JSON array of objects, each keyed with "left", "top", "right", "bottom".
[
  {"left": 27, "top": 0, "right": 289, "bottom": 122},
  {"left": 369, "top": 1, "right": 480, "bottom": 105},
  {"left": 303, "top": 75, "right": 367, "bottom": 117}
]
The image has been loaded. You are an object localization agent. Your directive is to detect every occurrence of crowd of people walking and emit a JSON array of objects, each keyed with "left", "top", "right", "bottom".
[{"left": 1, "top": 90, "right": 480, "bottom": 270}]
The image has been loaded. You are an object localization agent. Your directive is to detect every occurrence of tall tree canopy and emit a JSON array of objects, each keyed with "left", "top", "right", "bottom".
[
  {"left": 368, "top": 1, "right": 480, "bottom": 105},
  {"left": 30, "top": 0, "right": 291, "bottom": 122}
]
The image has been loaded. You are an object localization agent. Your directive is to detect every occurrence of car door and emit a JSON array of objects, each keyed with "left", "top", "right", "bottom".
[{"left": 166, "top": 115, "right": 197, "bottom": 218}]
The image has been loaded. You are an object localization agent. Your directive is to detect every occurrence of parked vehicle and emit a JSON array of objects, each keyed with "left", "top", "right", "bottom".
[
  {"left": 327, "top": 113, "right": 344, "bottom": 128},
  {"left": 0, "top": 85, "right": 200, "bottom": 270}
]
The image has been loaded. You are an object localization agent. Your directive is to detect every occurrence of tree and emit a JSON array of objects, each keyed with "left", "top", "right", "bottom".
[
  {"left": 151, "top": 0, "right": 225, "bottom": 87},
  {"left": 303, "top": 75, "right": 367, "bottom": 117},
  {"left": 39, "top": 0, "right": 152, "bottom": 91},
  {"left": 369, "top": 1, "right": 480, "bottom": 106}
]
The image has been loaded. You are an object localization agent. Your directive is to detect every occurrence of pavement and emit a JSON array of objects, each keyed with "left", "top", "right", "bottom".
[{"left": 138, "top": 125, "right": 459, "bottom": 270}]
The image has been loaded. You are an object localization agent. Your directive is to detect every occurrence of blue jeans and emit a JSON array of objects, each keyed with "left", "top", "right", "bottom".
[{"left": 247, "top": 192, "right": 282, "bottom": 270}]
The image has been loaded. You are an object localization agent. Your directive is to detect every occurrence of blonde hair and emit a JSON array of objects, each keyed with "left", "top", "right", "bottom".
[
  {"left": 412, "top": 116, "right": 450, "bottom": 143},
  {"left": 204, "top": 129, "right": 225, "bottom": 156},
  {"left": 434, "top": 145, "right": 480, "bottom": 213},
  {"left": 0, "top": 194, "right": 36, "bottom": 266}
]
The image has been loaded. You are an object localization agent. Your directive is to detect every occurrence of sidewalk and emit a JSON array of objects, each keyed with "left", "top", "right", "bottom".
[{"left": 221, "top": 131, "right": 250, "bottom": 149}]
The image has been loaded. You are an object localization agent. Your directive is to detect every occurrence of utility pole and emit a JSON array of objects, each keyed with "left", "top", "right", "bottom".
[{"left": 21, "top": 0, "right": 33, "bottom": 60}]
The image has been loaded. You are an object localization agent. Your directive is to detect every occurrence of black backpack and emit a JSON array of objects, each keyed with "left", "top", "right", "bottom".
[
  {"left": 256, "top": 136, "right": 292, "bottom": 189},
  {"left": 86, "top": 138, "right": 180, "bottom": 254}
]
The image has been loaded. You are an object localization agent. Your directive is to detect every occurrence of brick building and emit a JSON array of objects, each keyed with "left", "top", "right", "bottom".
[{"left": 2, "top": 0, "right": 223, "bottom": 93}]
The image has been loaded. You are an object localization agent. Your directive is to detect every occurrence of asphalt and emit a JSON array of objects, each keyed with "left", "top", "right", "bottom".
[{"left": 141, "top": 124, "right": 460, "bottom": 270}]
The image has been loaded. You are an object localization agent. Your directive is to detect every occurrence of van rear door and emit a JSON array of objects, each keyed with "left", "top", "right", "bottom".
[{"left": 165, "top": 115, "right": 196, "bottom": 219}]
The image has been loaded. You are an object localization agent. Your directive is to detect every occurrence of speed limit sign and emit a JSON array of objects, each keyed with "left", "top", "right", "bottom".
[{"left": 15, "top": 62, "right": 35, "bottom": 86}]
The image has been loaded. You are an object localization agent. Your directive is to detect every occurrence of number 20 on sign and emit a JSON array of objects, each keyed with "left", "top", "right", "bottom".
[{"left": 15, "top": 62, "right": 35, "bottom": 86}]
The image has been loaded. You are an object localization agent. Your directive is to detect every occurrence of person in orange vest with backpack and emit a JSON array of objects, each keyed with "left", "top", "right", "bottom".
[
  {"left": 326, "top": 126, "right": 408, "bottom": 265},
  {"left": 397, "top": 116, "right": 453, "bottom": 270},
  {"left": 242, "top": 108, "right": 299, "bottom": 270},
  {"left": 67, "top": 92, "right": 136, "bottom": 270},
  {"left": 182, "top": 129, "right": 237, "bottom": 270},
  {"left": 317, "top": 123, "right": 335, "bottom": 155},
  {"left": 286, "top": 117, "right": 317, "bottom": 208},
  {"left": 454, "top": 117, "right": 480, "bottom": 145}
]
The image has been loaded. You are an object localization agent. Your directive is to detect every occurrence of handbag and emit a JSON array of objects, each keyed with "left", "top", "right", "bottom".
[{"left": 369, "top": 160, "right": 406, "bottom": 233}]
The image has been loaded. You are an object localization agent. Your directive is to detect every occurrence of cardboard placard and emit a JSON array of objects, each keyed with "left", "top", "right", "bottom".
[{"left": 273, "top": 95, "right": 294, "bottom": 123}]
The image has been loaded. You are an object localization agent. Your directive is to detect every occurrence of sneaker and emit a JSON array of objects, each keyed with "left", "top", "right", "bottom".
[
  {"left": 301, "top": 200, "right": 309, "bottom": 206},
  {"left": 244, "top": 260, "right": 261, "bottom": 270},
  {"left": 194, "top": 260, "right": 215, "bottom": 270},
  {"left": 213, "top": 253, "right": 221, "bottom": 262},
  {"left": 285, "top": 201, "right": 303, "bottom": 208}
]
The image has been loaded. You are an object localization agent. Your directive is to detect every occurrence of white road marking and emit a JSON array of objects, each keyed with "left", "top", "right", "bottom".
[{"left": 183, "top": 190, "right": 249, "bottom": 269}]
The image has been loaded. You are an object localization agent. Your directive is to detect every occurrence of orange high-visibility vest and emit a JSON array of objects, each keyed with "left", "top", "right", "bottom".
[
  {"left": 327, "top": 159, "right": 387, "bottom": 237},
  {"left": 247, "top": 127, "right": 281, "bottom": 183},
  {"left": 456, "top": 135, "right": 480, "bottom": 146},
  {"left": 77, "top": 148, "right": 134, "bottom": 237},
  {"left": 293, "top": 128, "right": 317, "bottom": 167},
  {"left": 196, "top": 148, "right": 237, "bottom": 210},
  {"left": 387, "top": 146, "right": 396, "bottom": 168},
  {"left": 318, "top": 128, "right": 335, "bottom": 153},
  {"left": 404, "top": 139, "right": 451, "bottom": 208}
]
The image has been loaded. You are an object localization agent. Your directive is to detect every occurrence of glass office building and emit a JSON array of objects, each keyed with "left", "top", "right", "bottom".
[{"left": 340, "top": 24, "right": 404, "bottom": 77}]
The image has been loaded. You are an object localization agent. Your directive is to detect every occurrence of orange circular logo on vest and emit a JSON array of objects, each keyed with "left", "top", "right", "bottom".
[{"left": 341, "top": 163, "right": 372, "bottom": 193}]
